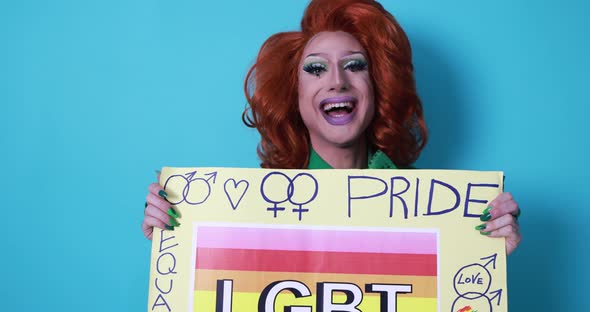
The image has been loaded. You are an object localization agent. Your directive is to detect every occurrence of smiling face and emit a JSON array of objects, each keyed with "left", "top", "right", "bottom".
[{"left": 298, "top": 31, "right": 375, "bottom": 151}]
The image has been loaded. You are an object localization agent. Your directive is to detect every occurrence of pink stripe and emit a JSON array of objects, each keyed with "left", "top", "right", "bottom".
[{"left": 196, "top": 226, "right": 437, "bottom": 254}]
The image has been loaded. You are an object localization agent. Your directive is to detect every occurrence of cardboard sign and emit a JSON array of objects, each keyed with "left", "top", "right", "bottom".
[{"left": 148, "top": 168, "right": 507, "bottom": 312}]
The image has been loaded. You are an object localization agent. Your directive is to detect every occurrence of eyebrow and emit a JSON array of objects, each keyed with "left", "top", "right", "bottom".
[{"left": 304, "top": 51, "right": 366, "bottom": 58}]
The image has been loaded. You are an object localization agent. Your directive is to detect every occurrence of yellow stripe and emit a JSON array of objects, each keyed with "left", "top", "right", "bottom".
[
  {"left": 195, "top": 269, "right": 437, "bottom": 298},
  {"left": 194, "top": 290, "right": 437, "bottom": 311}
]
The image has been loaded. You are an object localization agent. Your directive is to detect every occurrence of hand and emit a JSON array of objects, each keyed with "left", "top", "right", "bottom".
[
  {"left": 141, "top": 173, "right": 180, "bottom": 240},
  {"left": 477, "top": 192, "right": 521, "bottom": 255}
]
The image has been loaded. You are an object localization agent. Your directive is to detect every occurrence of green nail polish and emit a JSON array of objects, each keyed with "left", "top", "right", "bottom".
[
  {"left": 482, "top": 206, "right": 492, "bottom": 215},
  {"left": 480, "top": 231, "right": 491, "bottom": 236},
  {"left": 158, "top": 190, "right": 168, "bottom": 199},
  {"left": 170, "top": 217, "right": 180, "bottom": 227},
  {"left": 480, "top": 213, "right": 491, "bottom": 221},
  {"left": 475, "top": 224, "right": 487, "bottom": 231},
  {"left": 164, "top": 225, "right": 174, "bottom": 231},
  {"left": 167, "top": 208, "right": 179, "bottom": 218}
]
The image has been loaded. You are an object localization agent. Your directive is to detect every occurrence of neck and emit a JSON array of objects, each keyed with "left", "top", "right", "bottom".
[{"left": 311, "top": 139, "right": 368, "bottom": 169}]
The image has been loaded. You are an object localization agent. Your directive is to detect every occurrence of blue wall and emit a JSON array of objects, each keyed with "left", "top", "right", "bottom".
[{"left": 1, "top": 0, "right": 588, "bottom": 310}]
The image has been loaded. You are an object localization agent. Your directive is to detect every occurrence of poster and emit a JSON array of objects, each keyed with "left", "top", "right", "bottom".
[{"left": 148, "top": 168, "right": 507, "bottom": 312}]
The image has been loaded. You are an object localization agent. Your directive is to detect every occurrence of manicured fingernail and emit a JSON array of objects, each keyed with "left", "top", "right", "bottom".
[
  {"left": 158, "top": 190, "right": 168, "bottom": 199},
  {"left": 144, "top": 202, "right": 148, "bottom": 208},
  {"left": 475, "top": 224, "right": 487, "bottom": 231},
  {"left": 164, "top": 225, "right": 175, "bottom": 231},
  {"left": 167, "top": 208, "right": 179, "bottom": 218},
  {"left": 169, "top": 217, "right": 180, "bottom": 227},
  {"left": 155, "top": 169, "right": 161, "bottom": 175},
  {"left": 479, "top": 206, "right": 493, "bottom": 221},
  {"left": 480, "top": 231, "right": 491, "bottom": 236}
]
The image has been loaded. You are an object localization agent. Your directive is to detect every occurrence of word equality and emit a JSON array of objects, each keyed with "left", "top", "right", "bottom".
[
  {"left": 151, "top": 230, "right": 179, "bottom": 312},
  {"left": 347, "top": 175, "right": 500, "bottom": 219},
  {"left": 216, "top": 280, "right": 412, "bottom": 312}
]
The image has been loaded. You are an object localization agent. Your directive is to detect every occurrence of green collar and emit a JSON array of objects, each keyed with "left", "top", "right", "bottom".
[
  {"left": 308, "top": 149, "right": 398, "bottom": 169},
  {"left": 308, "top": 149, "right": 333, "bottom": 169}
]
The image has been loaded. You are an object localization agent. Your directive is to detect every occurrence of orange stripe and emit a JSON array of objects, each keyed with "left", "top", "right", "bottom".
[{"left": 195, "top": 269, "right": 437, "bottom": 298}]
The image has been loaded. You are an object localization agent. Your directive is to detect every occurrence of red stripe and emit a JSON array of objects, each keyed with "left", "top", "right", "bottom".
[{"left": 196, "top": 248, "right": 437, "bottom": 276}]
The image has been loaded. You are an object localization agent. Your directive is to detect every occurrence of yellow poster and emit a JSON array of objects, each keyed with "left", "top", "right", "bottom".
[{"left": 148, "top": 168, "right": 507, "bottom": 312}]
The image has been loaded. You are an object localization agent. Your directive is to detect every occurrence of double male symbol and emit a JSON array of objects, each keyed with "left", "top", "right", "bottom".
[{"left": 163, "top": 171, "right": 217, "bottom": 205}]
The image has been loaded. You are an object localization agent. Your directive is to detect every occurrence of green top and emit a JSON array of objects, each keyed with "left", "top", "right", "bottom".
[{"left": 308, "top": 149, "right": 399, "bottom": 169}]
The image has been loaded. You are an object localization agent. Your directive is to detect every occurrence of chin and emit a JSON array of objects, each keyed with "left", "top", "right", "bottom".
[{"left": 322, "top": 130, "right": 367, "bottom": 148}]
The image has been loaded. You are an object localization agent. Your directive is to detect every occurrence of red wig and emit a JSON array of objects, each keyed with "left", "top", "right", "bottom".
[{"left": 242, "top": 0, "right": 427, "bottom": 168}]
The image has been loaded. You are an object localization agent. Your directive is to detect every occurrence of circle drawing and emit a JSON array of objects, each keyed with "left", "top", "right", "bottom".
[{"left": 453, "top": 264, "right": 491, "bottom": 299}]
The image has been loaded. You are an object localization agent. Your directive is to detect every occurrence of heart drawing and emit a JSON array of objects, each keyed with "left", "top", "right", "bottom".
[{"left": 223, "top": 178, "right": 250, "bottom": 210}]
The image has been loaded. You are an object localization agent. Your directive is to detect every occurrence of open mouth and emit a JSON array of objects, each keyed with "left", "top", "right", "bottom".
[
  {"left": 321, "top": 101, "right": 356, "bottom": 117},
  {"left": 320, "top": 96, "right": 358, "bottom": 125}
]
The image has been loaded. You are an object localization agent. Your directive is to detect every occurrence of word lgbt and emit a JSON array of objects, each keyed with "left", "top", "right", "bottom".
[{"left": 216, "top": 279, "right": 412, "bottom": 312}]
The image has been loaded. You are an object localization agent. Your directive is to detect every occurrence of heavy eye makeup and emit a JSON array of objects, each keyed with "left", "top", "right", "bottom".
[
  {"left": 302, "top": 57, "right": 328, "bottom": 77},
  {"left": 342, "top": 57, "right": 368, "bottom": 72}
]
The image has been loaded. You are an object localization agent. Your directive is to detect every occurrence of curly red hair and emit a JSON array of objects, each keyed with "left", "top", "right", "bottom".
[{"left": 242, "top": 0, "right": 427, "bottom": 168}]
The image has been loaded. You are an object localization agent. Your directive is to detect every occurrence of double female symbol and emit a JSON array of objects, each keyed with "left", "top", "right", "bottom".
[{"left": 260, "top": 171, "right": 319, "bottom": 220}]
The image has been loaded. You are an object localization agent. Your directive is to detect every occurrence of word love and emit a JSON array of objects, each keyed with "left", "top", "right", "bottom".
[
  {"left": 347, "top": 175, "right": 500, "bottom": 219},
  {"left": 457, "top": 272, "right": 484, "bottom": 285},
  {"left": 216, "top": 280, "right": 412, "bottom": 312}
]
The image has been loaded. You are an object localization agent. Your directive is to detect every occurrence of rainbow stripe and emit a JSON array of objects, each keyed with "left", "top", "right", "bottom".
[{"left": 192, "top": 226, "right": 438, "bottom": 311}]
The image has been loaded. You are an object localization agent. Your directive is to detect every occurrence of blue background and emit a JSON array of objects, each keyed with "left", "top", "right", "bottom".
[{"left": 1, "top": 0, "right": 588, "bottom": 310}]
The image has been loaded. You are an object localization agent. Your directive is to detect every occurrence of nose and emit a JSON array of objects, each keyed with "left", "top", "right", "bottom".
[{"left": 328, "top": 67, "right": 349, "bottom": 92}]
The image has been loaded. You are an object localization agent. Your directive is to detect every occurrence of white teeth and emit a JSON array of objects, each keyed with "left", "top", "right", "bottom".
[{"left": 322, "top": 102, "right": 353, "bottom": 112}]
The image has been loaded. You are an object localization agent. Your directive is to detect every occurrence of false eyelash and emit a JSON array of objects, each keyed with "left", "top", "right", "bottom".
[
  {"left": 303, "top": 62, "right": 327, "bottom": 77},
  {"left": 344, "top": 59, "right": 368, "bottom": 72}
]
